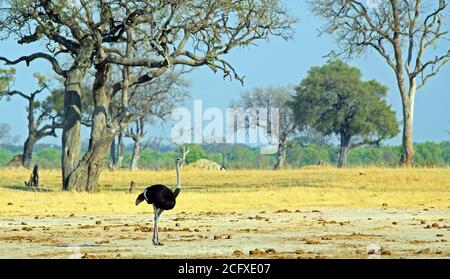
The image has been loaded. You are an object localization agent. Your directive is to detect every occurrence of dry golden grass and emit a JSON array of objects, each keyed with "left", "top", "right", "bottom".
[{"left": 0, "top": 167, "right": 449, "bottom": 216}]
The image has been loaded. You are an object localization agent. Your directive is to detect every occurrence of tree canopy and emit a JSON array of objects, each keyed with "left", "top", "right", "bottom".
[{"left": 292, "top": 61, "right": 399, "bottom": 167}]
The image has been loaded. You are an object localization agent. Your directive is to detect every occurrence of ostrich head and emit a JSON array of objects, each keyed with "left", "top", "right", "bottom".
[{"left": 176, "top": 158, "right": 183, "bottom": 166}]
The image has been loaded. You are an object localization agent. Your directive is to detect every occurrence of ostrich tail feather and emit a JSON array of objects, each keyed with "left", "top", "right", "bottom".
[
  {"left": 135, "top": 193, "right": 146, "bottom": 206},
  {"left": 173, "top": 188, "right": 180, "bottom": 199}
]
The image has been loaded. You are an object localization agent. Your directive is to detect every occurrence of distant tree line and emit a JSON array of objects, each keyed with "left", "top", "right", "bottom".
[{"left": 1, "top": 141, "right": 448, "bottom": 169}]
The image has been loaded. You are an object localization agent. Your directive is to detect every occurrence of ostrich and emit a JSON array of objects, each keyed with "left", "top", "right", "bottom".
[{"left": 135, "top": 158, "right": 182, "bottom": 245}]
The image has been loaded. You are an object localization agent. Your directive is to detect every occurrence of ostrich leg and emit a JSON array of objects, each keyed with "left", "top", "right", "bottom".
[
  {"left": 152, "top": 206, "right": 164, "bottom": 246},
  {"left": 152, "top": 206, "right": 159, "bottom": 245},
  {"left": 155, "top": 209, "right": 164, "bottom": 245}
]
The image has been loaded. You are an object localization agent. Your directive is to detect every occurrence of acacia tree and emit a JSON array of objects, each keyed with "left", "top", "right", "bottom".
[
  {"left": 0, "top": 0, "right": 295, "bottom": 191},
  {"left": 231, "top": 86, "right": 297, "bottom": 169},
  {"left": 292, "top": 61, "right": 399, "bottom": 167},
  {"left": 0, "top": 72, "right": 63, "bottom": 168},
  {"left": 308, "top": 0, "right": 450, "bottom": 166}
]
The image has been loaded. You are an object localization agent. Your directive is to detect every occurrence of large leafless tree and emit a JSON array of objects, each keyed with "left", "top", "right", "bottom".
[
  {"left": 124, "top": 70, "right": 189, "bottom": 171},
  {"left": 231, "top": 86, "right": 297, "bottom": 170},
  {"left": 0, "top": 0, "right": 295, "bottom": 191},
  {"left": 309, "top": 0, "right": 450, "bottom": 166}
]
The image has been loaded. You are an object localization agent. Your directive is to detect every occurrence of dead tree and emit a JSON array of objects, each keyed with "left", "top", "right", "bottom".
[
  {"left": 177, "top": 144, "right": 191, "bottom": 166},
  {"left": 25, "top": 164, "right": 39, "bottom": 187},
  {"left": 231, "top": 86, "right": 298, "bottom": 170},
  {"left": 125, "top": 118, "right": 145, "bottom": 172},
  {"left": 129, "top": 181, "right": 136, "bottom": 193}
]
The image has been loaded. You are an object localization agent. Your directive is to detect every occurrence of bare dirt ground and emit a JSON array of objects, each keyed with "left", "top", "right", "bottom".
[{"left": 0, "top": 207, "right": 448, "bottom": 259}]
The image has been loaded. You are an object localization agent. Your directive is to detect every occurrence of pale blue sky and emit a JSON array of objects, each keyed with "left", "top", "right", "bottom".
[{"left": 0, "top": 1, "right": 449, "bottom": 146}]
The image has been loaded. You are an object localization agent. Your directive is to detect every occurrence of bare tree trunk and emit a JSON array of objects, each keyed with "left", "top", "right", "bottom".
[
  {"left": 67, "top": 132, "right": 116, "bottom": 192},
  {"left": 61, "top": 44, "right": 93, "bottom": 190},
  {"left": 400, "top": 84, "right": 416, "bottom": 167},
  {"left": 62, "top": 69, "right": 83, "bottom": 189},
  {"left": 127, "top": 118, "right": 144, "bottom": 171},
  {"left": 338, "top": 133, "right": 352, "bottom": 168},
  {"left": 116, "top": 131, "right": 124, "bottom": 169},
  {"left": 221, "top": 152, "right": 227, "bottom": 170},
  {"left": 130, "top": 137, "right": 141, "bottom": 171},
  {"left": 22, "top": 134, "right": 35, "bottom": 169},
  {"left": 392, "top": 22, "right": 415, "bottom": 167},
  {"left": 129, "top": 181, "right": 136, "bottom": 193},
  {"left": 110, "top": 137, "right": 116, "bottom": 167},
  {"left": 274, "top": 138, "right": 286, "bottom": 170},
  {"left": 23, "top": 94, "right": 36, "bottom": 169},
  {"left": 179, "top": 144, "right": 190, "bottom": 165},
  {"left": 25, "top": 164, "right": 39, "bottom": 187},
  {"left": 65, "top": 60, "right": 113, "bottom": 192}
]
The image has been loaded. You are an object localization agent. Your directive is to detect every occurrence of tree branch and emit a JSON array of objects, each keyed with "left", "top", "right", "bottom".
[{"left": 0, "top": 53, "right": 67, "bottom": 77}]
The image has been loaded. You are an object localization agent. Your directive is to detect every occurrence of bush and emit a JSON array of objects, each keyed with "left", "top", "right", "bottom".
[
  {"left": 0, "top": 148, "right": 14, "bottom": 166},
  {"left": 414, "top": 142, "right": 446, "bottom": 167},
  {"left": 33, "top": 148, "right": 62, "bottom": 168}
]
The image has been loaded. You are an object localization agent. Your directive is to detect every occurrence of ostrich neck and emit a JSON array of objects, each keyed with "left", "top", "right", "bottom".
[
  {"left": 173, "top": 162, "right": 181, "bottom": 198},
  {"left": 176, "top": 163, "right": 180, "bottom": 189}
]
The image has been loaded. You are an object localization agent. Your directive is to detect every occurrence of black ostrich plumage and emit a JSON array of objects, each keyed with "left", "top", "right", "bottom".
[{"left": 136, "top": 184, "right": 179, "bottom": 210}]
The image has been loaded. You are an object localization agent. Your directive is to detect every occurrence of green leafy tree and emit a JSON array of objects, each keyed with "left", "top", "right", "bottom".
[
  {"left": 229, "top": 144, "right": 258, "bottom": 169},
  {"left": 414, "top": 142, "right": 446, "bottom": 167},
  {"left": 184, "top": 144, "right": 205, "bottom": 164},
  {"left": 442, "top": 141, "right": 450, "bottom": 165},
  {"left": 0, "top": 148, "right": 14, "bottom": 166},
  {"left": 0, "top": 68, "right": 15, "bottom": 90},
  {"left": 292, "top": 61, "right": 399, "bottom": 167},
  {"left": 34, "top": 147, "right": 62, "bottom": 169},
  {"left": 286, "top": 143, "right": 332, "bottom": 167}
]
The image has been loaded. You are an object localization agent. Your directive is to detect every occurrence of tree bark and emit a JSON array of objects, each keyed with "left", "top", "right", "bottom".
[
  {"left": 61, "top": 68, "right": 85, "bottom": 190},
  {"left": 400, "top": 85, "right": 416, "bottom": 167},
  {"left": 274, "top": 138, "right": 287, "bottom": 170},
  {"left": 338, "top": 133, "right": 352, "bottom": 168},
  {"left": 221, "top": 152, "right": 227, "bottom": 170},
  {"left": 127, "top": 119, "right": 144, "bottom": 172},
  {"left": 116, "top": 130, "right": 124, "bottom": 169},
  {"left": 64, "top": 60, "right": 114, "bottom": 192},
  {"left": 66, "top": 131, "right": 116, "bottom": 191},
  {"left": 130, "top": 137, "right": 141, "bottom": 171},
  {"left": 22, "top": 94, "right": 36, "bottom": 169},
  {"left": 61, "top": 43, "right": 93, "bottom": 190},
  {"left": 110, "top": 137, "right": 116, "bottom": 167},
  {"left": 391, "top": 16, "right": 415, "bottom": 167},
  {"left": 22, "top": 134, "right": 35, "bottom": 169}
]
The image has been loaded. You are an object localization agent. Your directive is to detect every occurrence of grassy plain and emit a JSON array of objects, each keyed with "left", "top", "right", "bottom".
[{"left": 0, "top": 167, "right": 449, "bottom": 216}]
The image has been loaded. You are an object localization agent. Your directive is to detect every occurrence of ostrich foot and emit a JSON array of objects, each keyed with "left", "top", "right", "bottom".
[{"left": 152, "top": 240, "right": 164, "bottom": 246}]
